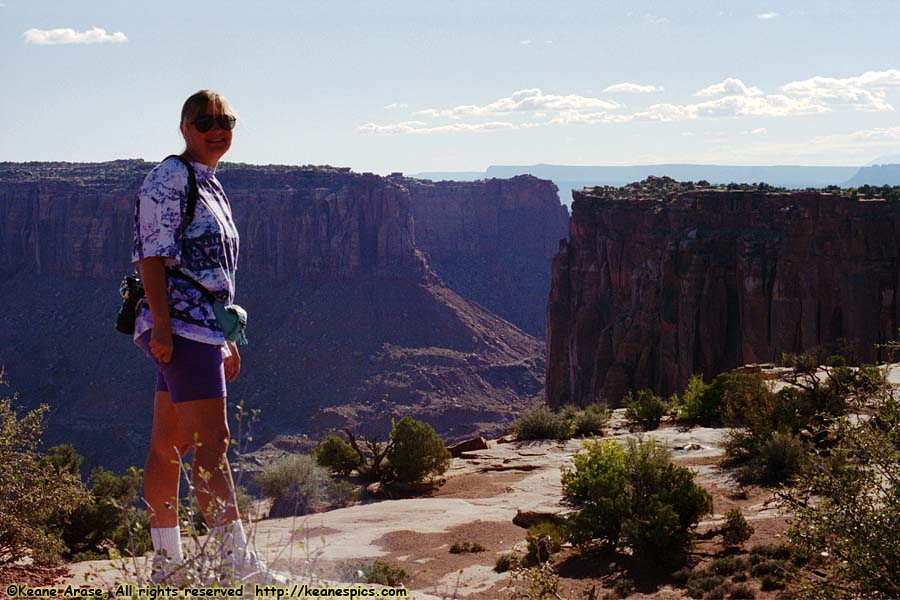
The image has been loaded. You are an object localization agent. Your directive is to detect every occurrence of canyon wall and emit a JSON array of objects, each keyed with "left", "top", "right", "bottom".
[
  {"left": 0, "top": 163, "right": 422, "bottom": 281},
  {"left": 546, "top": 177, "right": 900, "bottom": 407},
  {"left": 398, "top": 174, "right": 569, "bottom": 337}
]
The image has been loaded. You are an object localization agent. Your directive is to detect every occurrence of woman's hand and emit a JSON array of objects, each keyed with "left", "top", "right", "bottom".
[
  {"left": 139, "top": 257, "right": 174, "bottom": 364},
  {"left": 224, "top": 341, "right": 241, "bottom": 382},
  {"left": 150, "top": 326, "right": 174, "bottom": 363}
]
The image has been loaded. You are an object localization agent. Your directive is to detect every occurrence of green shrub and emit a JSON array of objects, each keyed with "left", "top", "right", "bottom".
[
  {"left": 449, "top": 541, "right": 484, "bottom": 554},
  {"left": 756, "top": 431, "right": 809, "bottom": 484},
  {"left": 386, "top": 416, "right": 451, "bottom": 484},
  {"left": 313, "top": 433, "right": 361, "bottom": 476},
  {"left": 784, "top": 381, "right": 900, "bottom": 597},
  {"left": 525, "top": 522, "right": 564, "bottom": 563},
  {"left": 686, "top": 574, "right": 725, "bottom": 598},
  {"left": 710, "top": 555, "right": 749, "bottom": 576},
  {"left": 749, "top": 558, "right": 789, "bottom": 578},
  {"left": 58, "top": 465, "right": 151, "bottom": 561},
  {"left": 729, "top": 582, "right": 756, "bottom": 598},
  {"left": 0, "top": 391, "right": 89, "bottom": 565},
  {"left": 672, "top": 374, "right": 723, "bottom": 425},
  {"left": 561, "top": 438, "right": 712, "bottom": 565},
  {"left": 624, "top": 389, "right": 669, "bottom": 430},
  {"left": 325, "top": 479, "right": 360, "bottom": 507},
  {"left": 494, "top": 550, "right": 520, "bottom": 573},
  {"left": 749, "top": 543, "right": 792, "bottom": 562},
  {"left": 720, "top": 508, "right": 754, "bottom": 548},
  {"left": 760, "top": 573, "right": 786, "bottom": 590},
  {"left": 255, "top": 454, "right": 330, "bottom": 517},
  {"left": 339, "top": 560, "right": 408, "bottom": 586},
  {"left": 513, "top": 403, "right": 570, "bottom": 440},
  {"left": 571, "top": 403, "right": 610, "bottom": 437}
]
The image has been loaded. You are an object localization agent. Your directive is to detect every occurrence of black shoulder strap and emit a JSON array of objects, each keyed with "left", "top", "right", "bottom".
[
  {"left": 160, "top": 155, "right": 215, "bottom": 302},
  {"left": 166, "top": 266, "right": 217, "bottom": 304},
  {"left": 163, "top": 154, "right": 199, "bottom": 236}
]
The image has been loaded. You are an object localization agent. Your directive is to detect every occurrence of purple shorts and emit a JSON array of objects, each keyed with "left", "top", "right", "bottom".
[{"left": 136, "top": 330, "right": 227, "bottom": 403}]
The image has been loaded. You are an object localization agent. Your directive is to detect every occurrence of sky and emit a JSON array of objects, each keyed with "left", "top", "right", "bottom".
[{"left": 3, "top": 0, "right": 900, "bottom": 174}]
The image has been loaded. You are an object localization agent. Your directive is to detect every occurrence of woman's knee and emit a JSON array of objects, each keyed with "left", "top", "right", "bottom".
[
  {"left": 190, "top": 424, "right": 231, "bottom": 458},
  {"left": 146, "top": 434, "right": 185, "bottom": 465}
]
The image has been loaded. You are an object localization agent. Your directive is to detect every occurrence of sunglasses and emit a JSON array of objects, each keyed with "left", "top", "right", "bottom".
[{"left": 193, "top": 114, "right": 237, "bottom": 133}]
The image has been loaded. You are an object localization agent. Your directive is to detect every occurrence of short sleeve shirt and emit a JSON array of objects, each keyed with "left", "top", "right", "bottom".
[{"left": 131, "top": 157, "right": 239, "bottom": 346}]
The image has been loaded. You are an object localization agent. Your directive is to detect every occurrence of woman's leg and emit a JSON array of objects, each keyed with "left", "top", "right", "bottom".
[
  {"left": 144, "top": 390, "right": 191, "bottom": 528},
  {"left": 173, "top": 397, "right": 240, "bottom": 527}
]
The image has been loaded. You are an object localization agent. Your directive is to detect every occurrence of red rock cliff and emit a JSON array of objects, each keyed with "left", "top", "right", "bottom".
[
  {"left": 0, "top": 162, "right": 423, "bottom": 280},
  {"left": 398, "top": 174, "right": 569, "bottom": 337},
  {"left": 546, "top": 178, "right": 900, "bottom": 407}
]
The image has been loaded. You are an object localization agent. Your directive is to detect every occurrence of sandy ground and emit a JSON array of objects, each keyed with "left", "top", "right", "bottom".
[{"left": 61, "top": 413, "right": 797, "bottom": 599}]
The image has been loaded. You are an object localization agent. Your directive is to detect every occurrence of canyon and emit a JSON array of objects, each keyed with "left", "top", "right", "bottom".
[{"left": 0, "top": 161, "right": 564, "bottom": 470}]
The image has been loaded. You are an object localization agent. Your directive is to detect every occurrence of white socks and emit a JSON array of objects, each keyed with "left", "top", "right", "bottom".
[
  {"left": 152, "top": 521, "right": 247, "bottom": 563},
  {"left": 210, "top": 519, "right": 248, "bottom": 558},
  {"left": 151, "top": 526, "right": 184, "bottom": 562}
]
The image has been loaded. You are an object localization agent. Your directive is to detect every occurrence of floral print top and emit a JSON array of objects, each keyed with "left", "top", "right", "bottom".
[{"left": 131, "top": 156, "right": 239, "bottom": 346}]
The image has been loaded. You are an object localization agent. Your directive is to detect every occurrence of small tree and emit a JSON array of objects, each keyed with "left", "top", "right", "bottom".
[
  {"left": 0, "top": 384, "right": 88, "bottom": 565},
  {"left": 562, "top": 438, "right": 712, "bottom": 565},
  {"left": 387, "top": 417, "right": 451, "bottom": 485},
  {"left": 785, "top": 376, "right": 900, "bottom": 597},
  {"left": 719, "top": 508, "right": 754, "bottom": 548},
  {"left": 58, "top": 465, "right": 151, "bottom": 561},
  {"left": 313, "top": 433, "right": 361, "bottom": 476},
  {"left": 624, "top": 389, "right": 669, "bottom": 431}
]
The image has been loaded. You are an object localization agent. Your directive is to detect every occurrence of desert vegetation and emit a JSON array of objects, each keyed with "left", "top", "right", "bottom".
[{"left": 513, "top": 402, "right": 610, "bottom": 440}]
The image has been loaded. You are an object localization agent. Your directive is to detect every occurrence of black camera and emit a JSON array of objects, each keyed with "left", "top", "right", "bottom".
[{"left": 115, "top": 274, "right": 145, "bottom": 334}]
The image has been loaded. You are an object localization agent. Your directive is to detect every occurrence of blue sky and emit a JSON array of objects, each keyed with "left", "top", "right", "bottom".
[{"left": 3, "top": 1, "right": 900, "bottom": 173}]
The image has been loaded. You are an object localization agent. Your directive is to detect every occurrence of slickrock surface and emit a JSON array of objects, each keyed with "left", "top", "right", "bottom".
[
  {"left": 0, "top": 161, "right": 550, "bottom": 470},
  {"left": 63, "top": 413, "right": 790, "bottom": 599},
  {"left": 397, "top": 174, "right": 569, "bottom": 337},
  {"left": 547, "top": 177, "right": 900, "bottom": 406}
]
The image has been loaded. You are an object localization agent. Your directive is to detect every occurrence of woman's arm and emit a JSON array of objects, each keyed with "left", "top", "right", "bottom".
[
  {"left": 224, "top": 340, "right": 241, "bottom": 381},
  {"left": 139, "top": 256, "right": 173, "bottom": 363}
]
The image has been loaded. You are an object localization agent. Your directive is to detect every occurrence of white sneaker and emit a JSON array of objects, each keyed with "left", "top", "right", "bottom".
[
  {"left": 149, "top": 553, "right": 190, "bottom": 587},
  {"left": 228, "top": 550, "right": 288, "bottom": 585}
]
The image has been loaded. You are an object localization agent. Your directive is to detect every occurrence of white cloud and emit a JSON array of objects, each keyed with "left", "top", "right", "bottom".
[
  {"left": 628, "top": 94, "right": 826, "bottom": 122},
  {"left": 755, "top": 12, "right": 780, "bottom": 20},
  {"left": 696, "top": 78, "right": 763, "bottom": 97},
  {"left": 357, "top": 121, "right": 521, "bottom": 135},
  {"left": 23, "top": 26, "right": 128, "bottom": 45},
  {"left": 413, "top": 88, "right": 620, "bottom": 119},
  {"left": 520, "top": 39, "right": 532, "bottom": 45},
  {"left": 384, "top": 102, "right": 409, "bottom": 110},
  {"left": 643, "top": 13, "right": 669, "bottom": 25},
  {"left": 781, "top": 69, "right": 900, "bottom": 112},
  {"left": 604, "top": 82, "right": 663, "bottom": 94},
  {"left": 544, "top": 40, "right": 553, "bottom": 45},
  {"left": 358, "top": 69, "right": 900, "bottom": 135}
]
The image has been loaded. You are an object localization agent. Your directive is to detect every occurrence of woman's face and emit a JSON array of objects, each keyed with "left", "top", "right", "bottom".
[{"left": 181, "top": 104, "right": 234, "bottom": 167}]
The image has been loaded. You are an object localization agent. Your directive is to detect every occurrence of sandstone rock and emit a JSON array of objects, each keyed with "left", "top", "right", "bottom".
[{"left": 446, "top": 436, "right": 489, "bottom": 457}]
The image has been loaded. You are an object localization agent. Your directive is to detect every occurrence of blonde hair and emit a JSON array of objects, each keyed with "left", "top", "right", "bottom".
[{"left": 179, "top": 90, "right": 236, "bottom": 129}]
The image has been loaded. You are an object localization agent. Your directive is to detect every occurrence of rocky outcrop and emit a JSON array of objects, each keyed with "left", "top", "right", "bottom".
[
  {"left": 547, "top": 177, "right": 900, "bottom": 407},
  {"left": 0, "top": 161, "right": 545, "bottom": 471},
  {"left": 396, "top": 175, "right": 569, "bottom": 337}
]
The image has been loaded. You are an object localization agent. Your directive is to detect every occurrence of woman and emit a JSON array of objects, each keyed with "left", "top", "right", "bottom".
[{"left": 132, "top": 90, "right": 280, "bottom": 584}]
